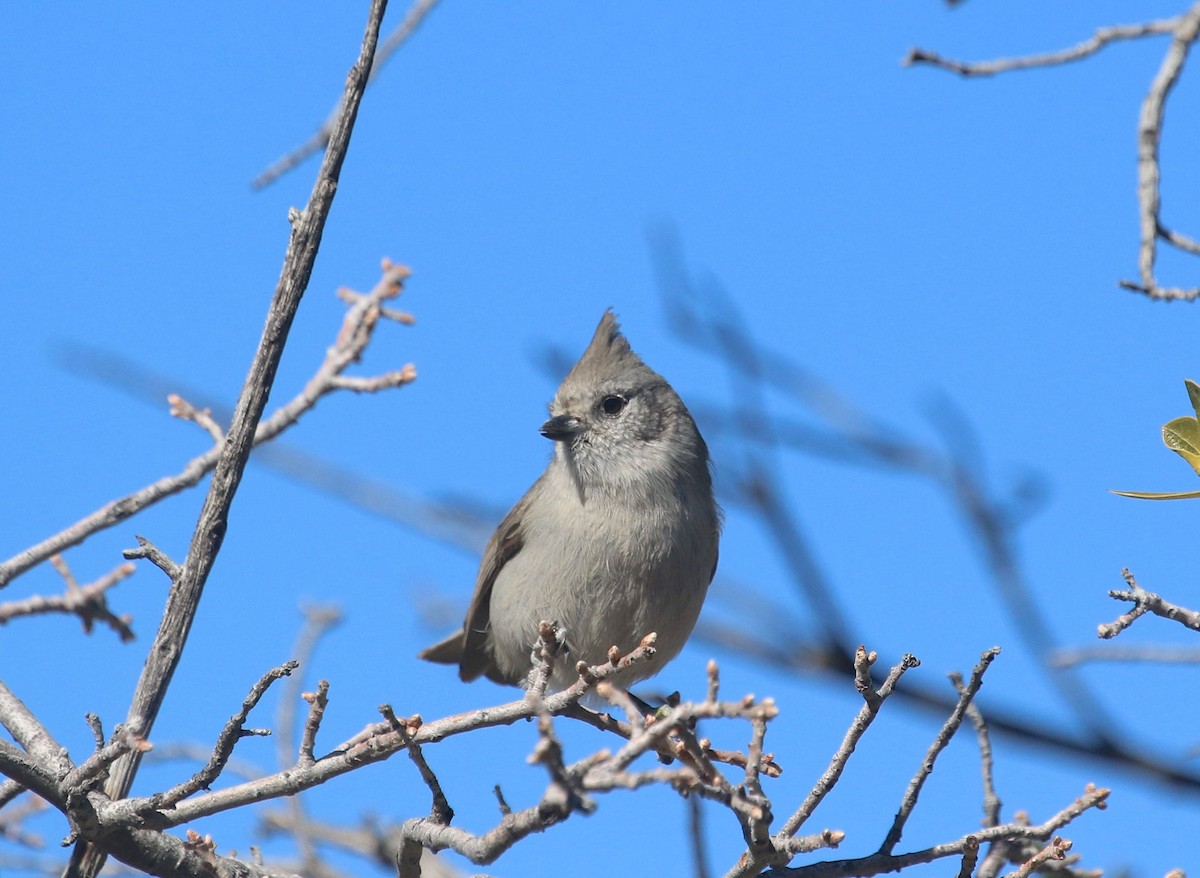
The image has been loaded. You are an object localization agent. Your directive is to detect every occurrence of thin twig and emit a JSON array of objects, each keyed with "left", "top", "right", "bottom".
[
  {"left": 1002, "top": 836, "right": 1072, "bottom": 878},
  {"left": 778, "top": 652, "right": 919, "bottom": 838},
  {"left": 879, "top": 648, "right": 1000, "bottom": 855},
  {"left": 152, "top": 662, "right": 297, "bottom": 809},
  {"left": 167, "top": 395, "right": 225, "bottom": 443},
  {"left": 122, "top": 537, "right": 181, "bottom": 583},
  {"left": 1098, "top": 568, "right": 1200, "bottom": 637},
  {"left": 280, "top": 605, "right": 342, "bottom": 768},
  {"left": 951, "top": 672, "right": 1001, "bottom": 828},
  {"left": 384, "top": 708, "right": 453, "bottom": 826},
  {"left": 276, "top": 606, "right": 341, "bottom": 875},
  {"left": 84, "top": 715, "right": 105, "bottom": 753},
  {"left": 144, "top": 744, "right": 263, "bottom": 783},
  {"left": 904, "top": 17, "right": 1181, "bottom": 76},
  {"left": 298, "top": 681, "right": 331, "bottom": 769},
  {"left": 0, "top": 560, "right": 136, "bottom": 642}
]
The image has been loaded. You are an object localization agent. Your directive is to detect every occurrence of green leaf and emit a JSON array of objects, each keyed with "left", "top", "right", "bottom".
[
  {"left": 1112, "top": 379, "right": 1200, "bottom": 499},
  {"left": 1187, "top": 379, "right": 1200, "bottom": 419},
  {"left": 1162, "top": 416, "right": 1200, "bottom": 476},
  {"left": 1110, "top": 488, "right": 1200, "bottom": 500}
]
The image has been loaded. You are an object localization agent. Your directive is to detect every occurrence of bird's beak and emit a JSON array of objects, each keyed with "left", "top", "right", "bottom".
[{"left": 540, "top": 414, "right": 584, "bottom": 441}]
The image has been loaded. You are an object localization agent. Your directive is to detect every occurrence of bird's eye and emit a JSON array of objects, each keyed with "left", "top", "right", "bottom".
[{"left": 600, "top": 395, "right": 626, "bottom": 416}]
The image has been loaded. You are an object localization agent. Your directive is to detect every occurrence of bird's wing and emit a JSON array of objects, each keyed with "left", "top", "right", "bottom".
[{"left": 456, "top": 489, "right": 530, "bottom": 683}]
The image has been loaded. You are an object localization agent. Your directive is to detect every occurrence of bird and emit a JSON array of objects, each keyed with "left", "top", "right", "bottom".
[{"left": 419, "top": 310, "right": 720, "bottom": 691}]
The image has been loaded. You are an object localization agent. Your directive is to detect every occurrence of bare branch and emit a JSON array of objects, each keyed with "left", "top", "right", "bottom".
[
  {"left": 706, "top": 658, "right": 720, "bottom": 703},
  {"left": 396, "top": 689, "right": 786, "bottom": 870},
  {"left": 525, "top": 620, "right": 569, "bottom": 698},
  {"left": 71, "top": 823, "right": 304, "bottom": 878},
  {"left": 62, "top": 751, "right": 144, "bottom": 853},
  {"left": 397, "top": 837, "right": 423, "bottom": 878},
  {"left": 1122, "top": 2, "right": 1200, "bottom": 301},
  {"left": 145, "top": 636, "right": 662, "bottom": 827},
  {"left": 65, "top": 2, "right": 391, "bottom": 875},
  {"left": 740, "top": 713, "right": 773, "bottom": 854},
  {"left": 84, "top": 715, "right": 105, "bottom": 753},
  {"left": 904, "top": 17, "right": 1181, "bottom": 76},
  {"left": 1159, "top": 224, "right": 1200, "bottom": 257},
  {"left": 759, "top": 785, "right": 1108, "bottom": 877},
  {"left": 127, "top": 643, "right": 782, "bottom": 874},
  {"left": 0, "top": 741, "right": 61, "bottom": 807},
  {"left": 560, "top": 698, "right": 782, "bottom": 780},
  {"left": 69, "top": 641, "right": 1103, "bottom": 878},
  {"left": 0, "top": 558, "right": 136, "bottom": 641},
  {"left": 1098, "top": 568, "right": 1200, "bottom": 638},
  {"left": 905, "top": 8, "right": 1200, "bottom": 295},
  {"left": 61, "top": 727, "right": 152, "bottom": 803}
]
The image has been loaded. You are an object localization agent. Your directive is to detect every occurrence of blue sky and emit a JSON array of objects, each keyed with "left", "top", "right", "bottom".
[{"left": 3, "top": 2, "right": 1199, "bottom": 875}]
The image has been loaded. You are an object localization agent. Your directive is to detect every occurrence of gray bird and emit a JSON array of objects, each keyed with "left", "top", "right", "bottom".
[{"left": 420, "top": 310, "right": 721, "bottom": 691}]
